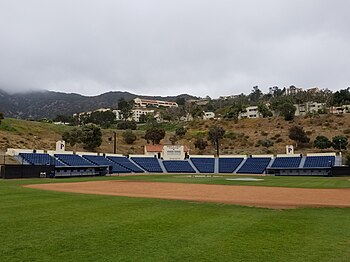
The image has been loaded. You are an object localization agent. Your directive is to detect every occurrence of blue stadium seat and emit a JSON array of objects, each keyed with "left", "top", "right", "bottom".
[
  {"left": 19, "top": 153, "right": 66, "bottom": 166},
  {"left": 83, "top": 155, "right": 131, "bottom": 173},
  {"left": 304, "top": 156, "right": 335, "bottom": 168},
  {"left": 219, "top": 158, "right": 244, "bottom": 173},
  {"left": 236, "top": 157, "right": 271, "bottom": 174},
  {"left": 131, "top": 157, "right": 163, "bottom": 173},
  {"left": 55, "top": 154, "right": 96, "bottom": 167},
  {"left": 190, "top": 158, "right": 215, "bottom": 173},
  {"left": 107, "top": 156, "right": 144, "bottom": 173},
  {"left": 271, "top": 157, "right": 302, "bottom": 168},
  {"left": 163, "top": 160, "right": 195, "bottom": 173}
]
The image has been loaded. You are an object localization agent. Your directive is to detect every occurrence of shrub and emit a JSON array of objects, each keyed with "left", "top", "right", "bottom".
[
  {"left": 122, "top": 130, "right": 137, "bottom": 144},
  {"left": 276, "top": 138, "right": 283, "bottom": 143},
  {"left": 117, "top": 121, "right": 137, "bottom": 130},
  {"left": 344, "top": 129, "right": 350, "bottom": 134}
]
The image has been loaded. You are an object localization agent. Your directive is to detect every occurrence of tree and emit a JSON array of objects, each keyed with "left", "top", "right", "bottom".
[
  {"left": 249, "top": 86, "right": 263, "bottom": 103},
  {"left": 175, "top": 97, "right": 186, "bottom": 106},
  {"left": 138, "top": 114, "right": 148, "bottom": 123},
  {"left": 208, "top": 126, "right": 225, "bottom": 156},
  {"left": 332, "top": 135, "right": 348, "bottom": 151},
  {"left": 62, "top": 127, "right": 83, "bottom": 152},
  {"left": 259, "top": 139, "right": 274, "bottom": 148},
  {"left": 314, "top": 136, "right": 332, "bottom": 149},
  {"left": 144, "top": 127, "right": 166, "bottom": 145},
  {"left": 117, "top": 121, "right": 137, "bottom": 130},
  {"left": 194, "top": 138, "right": 208, "bottom": 150},
  {"left": 289, "top": 126, "right": 310, "bottom": 148},
  {"left": 118, "top": 98, "right": 134, "bottom": 121},
  {"left": 169, "top": 135, "right": 178, "bottom": 145},
  {"left": 0, "top": 112, "right": 4, "bottom": 124},
  {"left": 175, "top": 127, "right": 187, "bottom": 137},
  {"left": 224, "top": 103, "right": 245, "bottom": 120},
  {"left": 330, "top": 88, "right": 350, "bottom": 106},
  {"left": 277, "top": 102, "right": 296, "bottom": 121},
  {"left": 80, "top": 110, "right": 116, "bottom": 128},
  {"left": 257, "top": 103, "right": 273, "bottom": 118},
  {"left": 80, "top": 124, "right": 102, "bottom": 151},
  {"left": 53, "top": 114, "right": 74, "bottom": 125},
  {"left": 122, "top": 130, "right": 137, "bottom": 144},
  {"left": 138, "top": 112, "right": 157, "bottom": 125}
]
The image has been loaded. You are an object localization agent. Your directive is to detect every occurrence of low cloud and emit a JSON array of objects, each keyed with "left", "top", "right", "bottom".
[{"left": 0, "top": 0, "right": 349, "bottom": 97}]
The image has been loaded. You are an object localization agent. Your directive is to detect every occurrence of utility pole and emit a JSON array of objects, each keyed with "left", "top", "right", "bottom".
[{"left": 113, "top": 130, "right": 117, "bottom": 154}]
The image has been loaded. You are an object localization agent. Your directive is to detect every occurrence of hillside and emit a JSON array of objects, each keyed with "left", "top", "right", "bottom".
[
  {"left": 0, "top": 89, "right": 196, "bottom": 119},
  {"left": 0, "top": 114, "right": 349, "bottom": 157}
]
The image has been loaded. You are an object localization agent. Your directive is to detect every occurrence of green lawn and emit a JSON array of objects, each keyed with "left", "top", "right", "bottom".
[{"left": 0, "top": 177, "right": 350, "bottom": 261}]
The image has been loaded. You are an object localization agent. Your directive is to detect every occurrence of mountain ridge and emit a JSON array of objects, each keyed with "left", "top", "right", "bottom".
[{"left": 0, "top": 89, "right": 197, "bottom": 119}]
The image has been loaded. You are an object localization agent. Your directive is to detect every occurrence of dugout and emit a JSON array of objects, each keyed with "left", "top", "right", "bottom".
[
  {"left": 54, "top": 165, "right": 109, "bottom": 178},
  {"left": 0, "top": 164, "right": 109, "bottom": 179},
  {"left": 266, "top": 167, "right": 332, "bottom": 176},
  {"left": 331, "top": 166, "right": 350, "bottom": 177},
  {"left": 1, "top": 164, "right": 55, "bottom": 179}
]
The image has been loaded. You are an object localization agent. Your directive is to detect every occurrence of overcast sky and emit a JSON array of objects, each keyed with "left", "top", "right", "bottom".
[{"left": 0, "top": 0, "right": 349, "bottom": 97}]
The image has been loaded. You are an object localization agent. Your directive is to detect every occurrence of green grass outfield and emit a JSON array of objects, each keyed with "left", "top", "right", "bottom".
[{"left": 1, "top": 175, "right": 350, "bottom": 261}]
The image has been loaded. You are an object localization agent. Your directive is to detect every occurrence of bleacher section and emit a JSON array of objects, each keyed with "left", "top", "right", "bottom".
[
  {"left": 304, "top": 156, "right": 335, "bottom": 168},
  {"left": 13, "top": 150, "right": 342, "bottom": 177},
  {"left": 271, "top": 157, "right": 302, "bottom": 168},
  {"left": 219, "top": 158, "right": 244, "bottom": 173},
  {"left": 83, "top": 155, "right": 131, "bottom": 173},
  {"left": 190, "top": 158, "right": 215, "bottom": 173},
  {"left": 236, "top": 157, "right": 271, "bottom": 174},
  {"left": 163, "top": 160, "right": 196, "bottom": 173},
  {"left": 55, "top": 154, "right": 96, "bottom": 167},
  {"left": 19, "top": 153, "right": 66, "bottom": 166},
  {"left": 131, "top": 157, "right": 163, "bottom": 173},
  {"left": 107, "top": 156, "right": 144, "bottom": 173}
]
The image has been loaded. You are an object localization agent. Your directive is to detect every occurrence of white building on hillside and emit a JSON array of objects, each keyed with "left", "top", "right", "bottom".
[
  {"left": 329, "top": 105, "right": 350, "bottom": 114},
  {"left": 113, "top": 108, "right": 161, "bottom": 122},
  {"left": 203, "top": 111, "right": 215, "bottom": 120},
  {"left": 134, "top": 97, "right": 178, "bottom": 108},
  {"left": 294, "top": 102, "right": 326, "bottom": 116},
  {"left": 238, "top": 106, "right": 262, "bottom": 119},
  {"left": 285, "top": 86, "right": 303, "bottom": 95}
]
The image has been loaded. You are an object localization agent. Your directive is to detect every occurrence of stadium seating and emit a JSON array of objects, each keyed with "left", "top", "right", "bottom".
[
  {"left": 55, "top": 154, "right": 96, "bottom": 167},
  {"left": 131, "top": 157, "right": 163, "bottom": 173},
  {"left": 19, "top": 153, "right": 66, "bottom": 166},
  {"left": 303, "top": 156, "right": 335, "bottom": 168},
  {"left": 190, "top": 158, "right": 215, "bottom": 173},
  {"left": 163, "top": 160, "right": 196, "bottom": 173},
  {"left": 219, "top": 158, "right": 244, "bottom": 173},
  {"left": 236, "top": 157, "right": 271, "bottom": 174},
  {"left": 271, "top": 157, "right": 302, "bottom": 168},
  {"left": 83, "top": 155, "right": 131, "bottom": 173},
  {"left": 107, "top": 156, "right": 144, "bottom": 173}
]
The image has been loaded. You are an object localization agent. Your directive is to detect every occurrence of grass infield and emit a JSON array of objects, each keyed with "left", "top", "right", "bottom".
[{"left": 0, "top": 175, "right": 350, "bottom": 261}]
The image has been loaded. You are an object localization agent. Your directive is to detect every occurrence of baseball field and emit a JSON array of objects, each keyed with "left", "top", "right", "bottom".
[{"left": 1, "top": 175, "right": 350, "bottom": 261}]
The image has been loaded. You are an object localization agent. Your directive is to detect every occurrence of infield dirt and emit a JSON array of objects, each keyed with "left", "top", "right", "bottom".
[{"left": 26, "top": 180, "right": 350, "bottom": 209}]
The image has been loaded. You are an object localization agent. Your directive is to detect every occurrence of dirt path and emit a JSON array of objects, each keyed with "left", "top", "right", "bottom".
[{"left": 25, "top": 181, "right": 350, "bottom": 209}]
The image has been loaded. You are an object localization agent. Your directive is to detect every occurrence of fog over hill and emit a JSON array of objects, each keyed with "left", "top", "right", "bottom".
[{"left": 0, "top": 89, "right": 196, "bottom": 119}]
